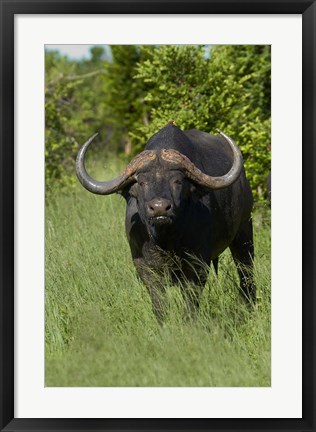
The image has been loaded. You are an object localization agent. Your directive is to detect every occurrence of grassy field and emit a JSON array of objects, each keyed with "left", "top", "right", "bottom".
[{"left": 45, "top": 157, "right": 271, "bottom": 387}]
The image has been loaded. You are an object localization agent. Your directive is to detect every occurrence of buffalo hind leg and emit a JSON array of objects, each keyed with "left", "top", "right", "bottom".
[{"left": 229, "top": 218, "right": 256, "bottom": 304}]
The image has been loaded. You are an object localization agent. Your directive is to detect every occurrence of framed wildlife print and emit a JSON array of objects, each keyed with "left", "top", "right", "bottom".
[{"left": 1, "top": 1, "right": 315, "bottom": 431}]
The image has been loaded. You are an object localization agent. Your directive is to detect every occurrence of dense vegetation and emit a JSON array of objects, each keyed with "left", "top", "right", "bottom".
[
  {"left": 45, "top": 44, "right": 271, "bottom": 198},
  {"left": 45, "top": 45, "right": 271, "bottom": 386}
]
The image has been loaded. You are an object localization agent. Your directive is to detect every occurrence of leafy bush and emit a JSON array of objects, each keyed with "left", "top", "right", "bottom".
[
  {"left": 45, "top": 45, "right": 271, "bottom": 199},
  {"left": 45, "top": 49, "right": 109, "bottom": 189}
]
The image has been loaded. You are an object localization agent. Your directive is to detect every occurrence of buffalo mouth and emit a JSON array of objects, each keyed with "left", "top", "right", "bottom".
[{"left": 149, "top": 215, "right": 173, "bottom": 226}]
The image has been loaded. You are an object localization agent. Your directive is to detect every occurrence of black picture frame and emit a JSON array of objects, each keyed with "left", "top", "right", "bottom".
[{"left": 0, "top": 1, "right": 315, "bottom": 431}]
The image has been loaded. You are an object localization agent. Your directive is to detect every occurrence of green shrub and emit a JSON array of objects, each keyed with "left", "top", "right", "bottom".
[{"left": 45, "top": 45, "right": 271, "bottom": 199}]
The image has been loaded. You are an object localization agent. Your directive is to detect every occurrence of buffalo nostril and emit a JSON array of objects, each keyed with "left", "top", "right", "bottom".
[{"left": 147, "top": 199, "right": 173, "bottom": 217}]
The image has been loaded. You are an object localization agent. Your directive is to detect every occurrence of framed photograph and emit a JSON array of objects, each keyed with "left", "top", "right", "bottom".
[{"left": 1, "top": 1, "right": 315, "bottom": 431}]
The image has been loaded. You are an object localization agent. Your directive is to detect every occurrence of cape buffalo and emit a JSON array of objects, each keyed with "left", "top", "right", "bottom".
[{"left": 76, "top": 123, "right": 255, "bottom": 319}]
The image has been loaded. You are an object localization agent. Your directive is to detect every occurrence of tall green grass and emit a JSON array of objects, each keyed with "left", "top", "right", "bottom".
[{"left": 45, "top": 157, "right": 271, "bottom": 387}]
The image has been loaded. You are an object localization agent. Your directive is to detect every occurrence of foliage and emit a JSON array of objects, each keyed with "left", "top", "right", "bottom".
[
  {"left": 45, "top": 44, "right": 271, "bottom": 198},
  {"left": 45, "top": 49, "right": 109, "bottom": 189},
  {"left": 104, "top": 45, "right": 153, "bottom": 153}
]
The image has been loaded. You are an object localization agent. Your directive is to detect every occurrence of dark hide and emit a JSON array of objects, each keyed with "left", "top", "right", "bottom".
[{"left": 122, "top": 124, "right": 255, "bottom": 319}]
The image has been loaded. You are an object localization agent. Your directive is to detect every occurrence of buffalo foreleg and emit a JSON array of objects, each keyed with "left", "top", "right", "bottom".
[
  {"left": 229, "top": 218, "right": 256, "bottom": 304},
  {"left": 133, "top": 257, "right": 167, "bottom": 322}
]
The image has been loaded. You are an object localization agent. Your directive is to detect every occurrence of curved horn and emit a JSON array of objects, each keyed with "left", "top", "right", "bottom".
[
  {"left": 76, "top": 133, "right": 157, "bottom": 195},
  {"left": 160, "top": 129, "right": 243, "bottom": 190}
]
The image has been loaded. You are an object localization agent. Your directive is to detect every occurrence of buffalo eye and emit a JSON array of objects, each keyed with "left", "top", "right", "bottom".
[
  {"left": 170, "top": 176, "right": 184, "bottom": 187},
  {"left": 173, "top": 179, "right": 182, "bottom": 185},
  {"left": 137, "top": 175, "right": 149, "bottom": 188}
]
